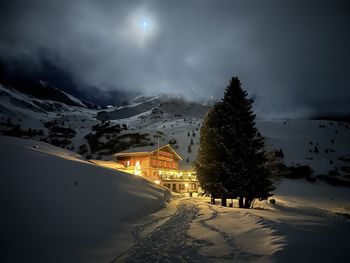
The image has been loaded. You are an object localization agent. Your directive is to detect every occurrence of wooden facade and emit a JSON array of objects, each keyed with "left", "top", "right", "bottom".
[{"left": 113, "top": 145, "right": 199, "bottom": 193}]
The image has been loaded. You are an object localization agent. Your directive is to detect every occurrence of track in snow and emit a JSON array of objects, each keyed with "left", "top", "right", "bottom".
[
  {"left": 113, "top": 199, "right": 209, "bottom": 263},
  {"left": 198, "top": 203, "right": 265, "bottom": 262},
  {"left": 112, "top": 198, "right": 271, "bottom": 263}
]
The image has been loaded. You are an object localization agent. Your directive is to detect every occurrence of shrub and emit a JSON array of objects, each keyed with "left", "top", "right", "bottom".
[
  {"left": 78, "top": 144, "right": 88, "bottom": 154},
  {"left": 187, "top": 145, "right": 192, "bottom": 153},
  {"left": 168, "top": 138, "right": 177, "bottom": 145},
  {"left": 317, "top": 175, "right": 350, "bottom": 187},
  {"left": 275, "top": 149, "right": 284, "bottom": 158},
  {"left": 340, "top": 166, "right": 350, "bottom": 173},
  {"left": 314, "top": 146, "right": 319, "bottom": 153},
  {"left": 306, "top": 176, "right": 317, "bottom": 182},
  {"left": 85, "top": 154, "right": 93, "bottom": 160},
  {"left": 286, "top": 165, "right": 313, "bottom": 179}
]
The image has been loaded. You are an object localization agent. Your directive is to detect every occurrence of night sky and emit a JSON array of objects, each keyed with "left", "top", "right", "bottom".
[{"left": 0, "top": 0, "right": 349, "bottom": 118}]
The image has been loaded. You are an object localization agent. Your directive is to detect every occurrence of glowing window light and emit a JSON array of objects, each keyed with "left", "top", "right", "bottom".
[
  {"left": 134, "top": 160, "right": 141, "bottom": 176},
  {"left": 155, "top": 180, "right": 160, "bottom": 184}
]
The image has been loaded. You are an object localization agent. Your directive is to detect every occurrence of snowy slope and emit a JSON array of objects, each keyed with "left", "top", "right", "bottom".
[
  {"left": 97, "top": 94, "right": 207, "bottom": 120},
  {"left": 1, "top": 84, "right": 350, "bottom": 179},
  {"left": 0, "top": 136, "right": 170, "bottom": 263},
  {"left": 39, "top": 80, "right": 89, "bottom": 108},
  {"left": 96, "top": 95, "right": 350, "bottom": 177},
  {"left": 1, "top": 86, "right": 350, "bottom": 263},
  {"left": 257, "top": 119, "right": 350, "bottom": 175},
  {"left": 272, "top": 178, "right": 350, "bottom": 214},
  {"left": 113, "top": 178, "right": 350, "bottom": 263},
  {"left": 0, "top": 83, "right": 102, "bottom": 154}
]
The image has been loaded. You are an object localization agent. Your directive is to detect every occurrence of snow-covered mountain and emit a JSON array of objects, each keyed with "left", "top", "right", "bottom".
[
  {"left": 1, "top": 83, "right": 350, "bottom": 183},
  {"left": 1, "top": 81, "right": 350, "bottom": 263},
  {"left": 1, "top": 80, "right": 99, "bottom": 110},
  {"left": 97, "top": 94, "right": 208, "bottom": 120}
]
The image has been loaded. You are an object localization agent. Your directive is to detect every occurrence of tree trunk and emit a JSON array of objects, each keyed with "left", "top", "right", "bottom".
[
  {"left": 221, "top": 198, "right": 227, "bottom": 207},
  {"left": 238, "top": 196, "right": 244, "bottom": 208}
]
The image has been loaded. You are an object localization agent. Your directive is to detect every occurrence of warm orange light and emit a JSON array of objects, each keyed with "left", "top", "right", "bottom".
[
  {"left": 134, "top": 160, "right": 141, "bottom": 176},
  {"left": 185, "top": 183, "right": 189, "bottom": 188},
  {"left": 155, "top": 180, "right": 160, "bottom": 184}
]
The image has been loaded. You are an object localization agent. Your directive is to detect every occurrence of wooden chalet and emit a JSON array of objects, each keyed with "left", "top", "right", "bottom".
[{"left": 113, "top": 145, "right": 199, "bottom": 193}]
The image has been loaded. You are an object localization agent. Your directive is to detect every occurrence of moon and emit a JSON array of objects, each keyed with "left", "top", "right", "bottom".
[
  {"left": 141, "top": 20, "right": 150, "bottom": 31},
  {"left": 122, "top": 7, "right": 159, "bottom": 47}
]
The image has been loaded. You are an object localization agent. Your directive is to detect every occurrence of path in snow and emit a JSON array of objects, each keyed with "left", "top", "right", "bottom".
[
  {"left": 112, "top": 198, "right": 277, "bottom": 263},
  {"left": 197, "top": 204, "right": 266, "bottom": 262},
  {"left": 114, "top": 199, "right": 209, "bottom": 262}
]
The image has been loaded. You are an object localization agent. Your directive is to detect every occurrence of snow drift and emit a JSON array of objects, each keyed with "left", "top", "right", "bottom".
[{"left": 0, "top": 136, "right": 170, "bottom": 263}]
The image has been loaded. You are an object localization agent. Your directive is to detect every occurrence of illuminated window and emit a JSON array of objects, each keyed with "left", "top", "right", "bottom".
[
  {"left": 134, "top": 160, "right": 141, "bottom": 176},
  {"left": 172, "top": 184, "right": 176, "bottom": 191},
  {"left": 190, "top": 183, "right": 197, "bottom": 190}
]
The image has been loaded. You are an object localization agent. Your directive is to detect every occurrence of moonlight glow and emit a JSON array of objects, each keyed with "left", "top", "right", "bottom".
[{"left": 123, "top": 7, "right": 159, "bottom": 47}]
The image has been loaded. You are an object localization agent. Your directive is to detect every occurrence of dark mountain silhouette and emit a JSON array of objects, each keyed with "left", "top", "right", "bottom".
[{"left": 0, "top": 57, "right": 99, "bottom": 109}]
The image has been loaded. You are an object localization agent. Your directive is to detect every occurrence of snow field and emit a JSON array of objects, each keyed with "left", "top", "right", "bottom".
[{"left": 0, "top": 136, "right": 170, "bottom": 263}]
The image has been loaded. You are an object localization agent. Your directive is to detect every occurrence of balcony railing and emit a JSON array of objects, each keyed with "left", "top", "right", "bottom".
[{"left": 160, "top": 174, "right": 197, "bottom": 181}]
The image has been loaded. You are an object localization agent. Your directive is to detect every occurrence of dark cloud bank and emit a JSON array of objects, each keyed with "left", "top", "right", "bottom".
[{"left": 0, "top": 0, "right": 349, "bottom": 118}]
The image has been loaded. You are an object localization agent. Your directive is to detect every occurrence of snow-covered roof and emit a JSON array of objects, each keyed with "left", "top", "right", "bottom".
[{"left": 113, "top": 144, "right": 182, "bottom": 161}]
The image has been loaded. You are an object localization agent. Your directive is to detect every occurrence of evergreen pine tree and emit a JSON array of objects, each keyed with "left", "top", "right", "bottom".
[
  {"left": 314, "top": 146, "right": 319, "bottom": 153},
  {"left": 195, "top": 107, "right": 226, "bottom": 200},
  {"left": 187, "top": 145, "right": 192, "bottom": 153},
  {"left": 195, "top": 77, "right": 274, "bottom": 208}
]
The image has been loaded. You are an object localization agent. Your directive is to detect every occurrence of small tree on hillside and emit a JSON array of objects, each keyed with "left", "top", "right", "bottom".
[
  {"left": 187, "top": 145, "right": 192, "bottom": 153},
  {"left": 195, "top": 77, "right": 274, "bottom": 208}
]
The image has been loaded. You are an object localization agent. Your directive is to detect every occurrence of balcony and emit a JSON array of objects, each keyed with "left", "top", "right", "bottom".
[{"left": 160, "top": 173, "right": 197, "bottom": 181}]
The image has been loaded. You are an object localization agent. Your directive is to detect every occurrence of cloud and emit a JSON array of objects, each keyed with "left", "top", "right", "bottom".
[{"left": 0, "top": 0, "right": 349, "bottom": 118}]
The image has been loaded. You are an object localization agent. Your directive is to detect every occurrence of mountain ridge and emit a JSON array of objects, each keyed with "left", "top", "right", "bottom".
[{"left": 1, "top": 82, "right": 350, "bottom": 185}]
